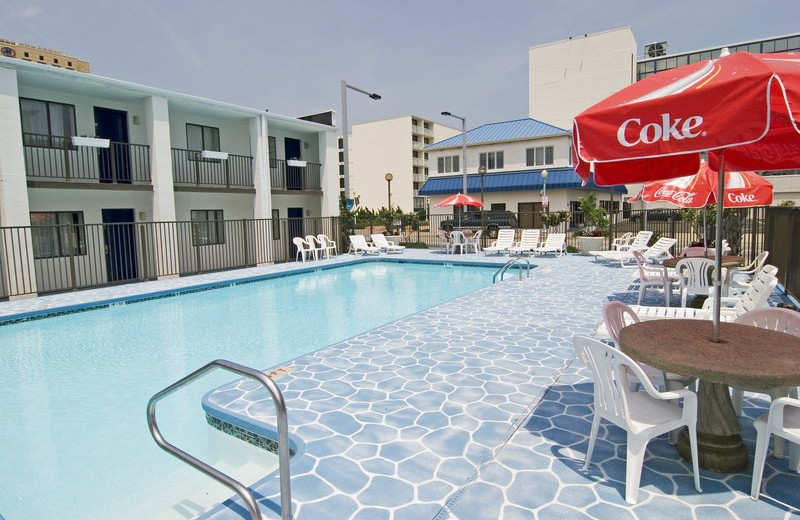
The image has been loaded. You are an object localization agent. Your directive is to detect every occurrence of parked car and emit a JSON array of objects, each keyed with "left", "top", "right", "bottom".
[
  {"left": 629, "top": 209, "right": 682, "bottom": 223},
  {"left": 439, "top": 211, "right": 518, "bottom": 238}
]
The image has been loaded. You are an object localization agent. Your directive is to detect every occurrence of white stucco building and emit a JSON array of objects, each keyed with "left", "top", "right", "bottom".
[
  {"left": 345, "top": 116, "right": 459, "bottom": 213},
  {"left": 0, "top": 56, "right": 339, "bottom": 298},
  {"left": 420, "top": 118, "right": 625, "bottom": 229}
]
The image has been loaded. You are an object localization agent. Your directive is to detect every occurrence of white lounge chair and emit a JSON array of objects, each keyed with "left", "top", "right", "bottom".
[
  {"left": 593, "top": 237, "right": 675, "bottom": 268},
  {"left": 751, "top": 397, "right": 800, "bottom": 501},
  {"left": 371, "top": 233, "right": 405, "bottom": 254},
  {"left": 593, "top": 230, "right": 652, "bottom": 256},
  {"left": 728, "top": 250, "right": 769, "bottom": 294},
  {"left": 508, "top": 229, "right": 541, "bottom": 256},
  {"left": 574, "top": 336, "right": 702, "bottom": 504},
  {"left": 533, "top": 233, "right": 566, "bottom": 256},
  {"left": 629, "top": 265, "right": 779, "bottom": 321},
  {"left": 483, "top": 229, "right": 516, "bottom": 255},
  {"left": 611, "top": 232, "right": 634, "bottom": 250},
  {"left": 348, "top": 235, "right": 380, "bottom": 255}
]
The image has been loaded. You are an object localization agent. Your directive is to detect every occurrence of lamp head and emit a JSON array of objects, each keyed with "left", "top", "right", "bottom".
[
  {"left": 370, "top": 93, "right": 382, "bottom": 100},
  {"left": 385, "top": 172, "right": 394, "bottom": 182},
  {"left": 441, "top": 111, "right": 451, "bottom": 116},
  {"left": 478, "top": 166, "right": 486, "bottom": 175},
  {"left": 541, "top": 169, "right": 548, "bottom": 180}
]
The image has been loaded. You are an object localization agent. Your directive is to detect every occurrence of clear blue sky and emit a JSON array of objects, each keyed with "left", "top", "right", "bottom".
[{"left": 2, "top": 0, "right": 798, "bottom": 130}]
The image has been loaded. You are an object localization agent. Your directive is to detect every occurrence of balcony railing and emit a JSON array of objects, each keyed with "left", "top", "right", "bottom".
[
  {"left": 172, "top": 148, "right": 253, "bottom": 188},
  {"left": 23, "top": 133, "right": 151, "bottom": 184},
  {"left": 270, "top": 159, "right": 322, "bottom": 191}
]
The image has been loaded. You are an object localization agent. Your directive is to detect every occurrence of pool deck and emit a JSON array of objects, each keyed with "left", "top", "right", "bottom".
[{"left": 2, "top": 249, "right": 798, "bottom": 519}]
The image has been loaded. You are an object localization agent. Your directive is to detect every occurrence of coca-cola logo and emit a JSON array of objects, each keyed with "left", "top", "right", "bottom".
[
  {"left": 728, "top": 192, "right": 756, "bottom": 204},
  {"left": 653, "top": 186, "right": 696, "bottom": 204},
  {"left": 617, "top": 113, "right": 704, "bottom": 147}
]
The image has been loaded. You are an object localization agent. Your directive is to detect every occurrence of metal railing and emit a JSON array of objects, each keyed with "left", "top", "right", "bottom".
[
  {"left": 172, "top": 148, "right": 254, "bottom": 187},
  {"left": 493, "top": 257, "right": 531, "bottom": 283},
  {"left": 147, "top": 359, "right": 292, "bottom": 520},
  {"left": 764, "top": 206, "right": 800, "bottom": 297},
  {"left": 0, "top": 216, "right": 344, "bottom": 299},
  {"left": 23, "top": 133, "right": 151, "bottom": 183},
  {"left": 269, "top": 160, "right": 322, "bottom": 191}
]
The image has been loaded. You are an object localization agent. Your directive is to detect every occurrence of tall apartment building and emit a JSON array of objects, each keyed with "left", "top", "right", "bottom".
[
  {"left": 342, "top": 116, "right": 459, "bottom": 213},
  {"left": 0, "top": 38, "right": 90, "bottom": 72}
]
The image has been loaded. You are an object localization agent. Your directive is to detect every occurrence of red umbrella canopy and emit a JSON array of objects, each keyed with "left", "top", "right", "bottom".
[
  {"left": 572, "top": 51, "right": 800, "bottom": 185},
  {"left": 629, "top": 162, "right": 773, "bottom": 208},
  {"left": 433, "top": 193, "right": 483, "bottom": 208}
]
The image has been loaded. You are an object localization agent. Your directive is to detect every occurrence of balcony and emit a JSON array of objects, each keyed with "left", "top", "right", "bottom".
[
  {"left": 270, "top": 159, "right": 322, "bottom": 191},
  {"left": 23, "top": 133, "right": 151, "bottom": 184},
  {"left": 412, "top": 157, "right": 426, "bottom": 167},
  {"left": 413, "top": 173, "right": 426, "bottom": 183},
  {"left": 172, "top": 148, "right": 253, "bottom": 188}
]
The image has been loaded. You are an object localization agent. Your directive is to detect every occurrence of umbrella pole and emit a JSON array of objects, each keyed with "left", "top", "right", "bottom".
[
  {"left": 712, "top": 151, "right": 726, "bottom": 342},
  {"left": 703, "top": 206, "right": 708, "bottom": 256}
]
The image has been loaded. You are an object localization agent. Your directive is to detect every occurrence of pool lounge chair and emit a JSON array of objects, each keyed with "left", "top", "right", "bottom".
[
  {"left": 371, "top": 234, "right": 405, "bottom": 254},
  {"left": 348, "top": 235, "right": 380, "bottom": 255},
  {"left": 508, "top": 229, "right": 541, "bottom": 256},
  {"left": 628, "top": 264, "right": 778, "bottom": 321},
  {"left": 483, "top": 229, "right": 516, "bottom": 255},
  {"left": 533, "top": 233, "right": 566, "bottom": 256},
  {"left": 593, "top": 237, "right": 675, "bottom": 268}
]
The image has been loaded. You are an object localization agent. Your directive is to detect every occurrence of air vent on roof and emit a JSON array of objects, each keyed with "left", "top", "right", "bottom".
[{"left": 645, "top": 42, "right": 667, "bottom": 58}]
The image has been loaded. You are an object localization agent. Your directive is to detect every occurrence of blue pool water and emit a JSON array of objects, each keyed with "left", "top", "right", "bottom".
[{"left": 0, "top": 262, "right": 496, "bottom": 520}]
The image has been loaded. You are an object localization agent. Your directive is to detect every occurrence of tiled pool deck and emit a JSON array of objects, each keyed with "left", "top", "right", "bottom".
[{"left": 2, "top": 249, "right": 798, "bottom": 519}]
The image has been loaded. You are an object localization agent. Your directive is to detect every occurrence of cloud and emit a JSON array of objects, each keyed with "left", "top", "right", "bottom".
[{"left": 17, "top": 6, "right": 42, "bottom": 18}]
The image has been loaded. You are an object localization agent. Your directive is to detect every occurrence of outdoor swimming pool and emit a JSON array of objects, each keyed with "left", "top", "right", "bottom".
[{"left": 0, "top": 261, "right": 497, "bottom": 520}]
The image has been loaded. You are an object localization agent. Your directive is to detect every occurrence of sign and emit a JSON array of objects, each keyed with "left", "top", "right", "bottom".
[{"left": 346, "top": 199, "right": 355, "bottom": 211}]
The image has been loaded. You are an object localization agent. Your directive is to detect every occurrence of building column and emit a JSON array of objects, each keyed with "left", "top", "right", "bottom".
[
  {"left": 250, "top": 114, "right": 273, "bottom": 265},
  {"left": 0, "top": 67, "right": 37, "bottom": 298},
  {"left": 144, "top": 96, "right": 178, "bottom": 278},
  {"left": 319, "top": 129, "right": 340, "bottom": 217}
]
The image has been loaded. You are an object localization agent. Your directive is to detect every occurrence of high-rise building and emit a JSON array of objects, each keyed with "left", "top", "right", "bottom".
[{"left": 0, "top": 38, "right": 90, "bottom": 72}]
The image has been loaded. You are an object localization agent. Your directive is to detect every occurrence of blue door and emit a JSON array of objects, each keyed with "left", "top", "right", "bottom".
[
  {"left": 284, "top": 138, "right": 303, "bottom": 190},
  {"left": 102, "top": 209, "right": 138, "bottom": 282},
  {"left": 94, "top": 107, "right": 131, "bottom": 183}
]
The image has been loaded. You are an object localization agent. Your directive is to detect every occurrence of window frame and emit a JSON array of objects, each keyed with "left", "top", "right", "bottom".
[
  {"left": 437, "top": 154, "right": 460, "bottom": 173},
  {"left": 20, "top": 97, "right": 77, "bottom": 149},
  {"left": 186, "top": 123, "right": 221, "bottom": 152},
  {"left": 479, "top": 151, "right": 504, "bottom": 170},
  {"left": 30, "top": 211, "right": 86, "bottom": 259},
  {"left": 526, "top": 145, "right": 555, "bottom": 167},
  {"left": 190, "top": 209, "right": 225, "bottom": 246}
]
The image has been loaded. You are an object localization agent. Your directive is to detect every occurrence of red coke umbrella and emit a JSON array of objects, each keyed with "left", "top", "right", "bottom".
[
  {"left": 573, "top": 50, "right": 800, "bottom": 340},
  {"left": 433, "top": 193, "right": 483, "bottom": 208}
]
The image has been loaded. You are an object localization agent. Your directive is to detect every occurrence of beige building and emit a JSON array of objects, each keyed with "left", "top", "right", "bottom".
[
  {"left": 345, "top": 116, "right": 459, "bottom": 213},
  {"left": 0, "top": 38, "right": 90, "bottom": 72}
]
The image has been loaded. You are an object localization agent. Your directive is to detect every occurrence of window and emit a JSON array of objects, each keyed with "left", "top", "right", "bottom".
[
  {"left": 268, "top": 136, "right": 277, "bottom": 168},
  {"left": 490, "top": 203, "right": 506, "bottom": 211},
  {"left": 20, "top": 98, "right": 76, "bottom": 148},
  {"left": 437, "top": 155, "right": 460, "bottom": 173},
  {"left": 271, "top": 209, "right": 280, "bottom": 239},
  {"left": 30, "top": 211, "right": 86, "bottom": 259},
  {"left": 186, "top": 123, "right": 220, "bottom": 152},
  {"left": 526, "top": 146, "right": 554, "bottom": 167},
  {"left": 479, "top": 151, "right": 504, "bottom": 170},
  {"left": 191, "top": 210, "right": 225, "bottom": 246}
]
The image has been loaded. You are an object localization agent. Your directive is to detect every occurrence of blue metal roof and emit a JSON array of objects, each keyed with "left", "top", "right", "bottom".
[
  {"left": 427, "top": 118, "right": 569, "bottom": 150},
  {"left": 418, "top": 167, "right": 627, "bottom": 195}
]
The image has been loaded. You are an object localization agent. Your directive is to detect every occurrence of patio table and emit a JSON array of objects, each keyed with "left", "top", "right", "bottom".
[
  {"left": 619, "top": 319, "right": 800, "bottom": 473},
  {"left": 662, "top": 255, "right": 744, "bottom": 269}
]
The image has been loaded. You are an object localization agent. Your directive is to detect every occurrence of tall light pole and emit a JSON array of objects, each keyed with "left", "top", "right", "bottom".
[
  {"left": 385, "top": 172, "right": 393, "bottom": 209},
  {"left": 441, "top": 111, "right": 467, "bottom": 195},
  {"left": 541, "top": 169, "right": 549, "bottom": 212},
  {"left": 478, "top": 165, "right": 486, "bottom": 239},
  {"left": 341, "top": 80, "right": 381, "bottom": 203}
]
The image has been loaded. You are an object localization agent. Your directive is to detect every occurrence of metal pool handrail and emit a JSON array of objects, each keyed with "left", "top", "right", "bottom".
[
  {"left": 147, "top": 359, "right": 292, "bottom": 520},
  {"left": 493, "top": 257, "right": 531, "bottom": 283}
]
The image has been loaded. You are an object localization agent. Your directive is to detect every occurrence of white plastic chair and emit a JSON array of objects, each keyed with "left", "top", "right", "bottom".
[
  {"left": 533, "top": 232, "right": 566, "bottom": 256},
  {"left": 483, "top": 229, "right": 515, "bottom": 255},
  {"left": 729, "top": 250, "right": 769, "bottom": 294},
  {"left": 574, "top": 336, "right": 702, "bottom": 504},
  {"left": 450, "top": 230, "right": 466, "bottom": 254},
  {"left": 371, "top": 233, "right": 405, "bottom": 254},
  {"left": 751, "top": 397, "right": 800, "bottom": 500},
  {"left": 305, "top": 235, "right": 325, "bottom": 259},
  {"left": 293, "top": 236, "right": 316, "bottom": 262},
  {"left": 674, "top": 257, "right": 717, "bottom": 307},
  {"left": 317, "top": 234, "right": 337, "bottom": 257},
  {"left": 508, "top": 229, "right": 541, "bottom": 256},
  {"left": 633, "top": 250, "right": 676, "bottom": 306},
  {"left": 731, "top": 308, "right": 800, "bottom": 424},
  {"left": 465, "top": 229, "right": 482, "bottom": 253}
]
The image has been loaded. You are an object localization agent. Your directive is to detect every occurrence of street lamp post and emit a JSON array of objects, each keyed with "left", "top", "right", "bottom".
[
  {"left": 478, "top": 165, "right": 486, "bottom": 245},
  {"left": 385, "top": 172, "right": 393, "bottom": 209},
  {"left": 441, "top": 111, "right": 467, "bottom": 196},
  {"left": 341, "top": 80, "right": 381, "bottom": 203},
  {"left": 541, "top": 169, "right": 549, "bottom": 212}
]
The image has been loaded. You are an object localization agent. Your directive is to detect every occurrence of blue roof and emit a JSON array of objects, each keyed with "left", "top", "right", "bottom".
[
  {"left": 427, "top": 118, "right": 569, "bottom": 150},
  {"left": 417, "top": 167, "right": 627, "bottom": 195}
]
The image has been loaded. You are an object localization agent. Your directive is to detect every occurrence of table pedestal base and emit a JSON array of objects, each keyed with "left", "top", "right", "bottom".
[
  {"left": 677, "top": 380, "right": 748, "bottom": 473},
  {"left": 677, "top": 429, "right": 748, "bottom": 473}
]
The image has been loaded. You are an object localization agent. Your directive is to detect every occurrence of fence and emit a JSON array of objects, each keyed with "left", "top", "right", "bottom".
[
  {"left": 764, "top": 206, "right": 800, "bottom": 298},
  {"left": 0, "top": 217, "right": 343, "bottom": 299}
]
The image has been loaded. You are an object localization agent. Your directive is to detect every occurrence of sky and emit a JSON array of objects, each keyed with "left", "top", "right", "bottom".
[{"left": 2, "top": 1, "right": 799, "bottom": 131}]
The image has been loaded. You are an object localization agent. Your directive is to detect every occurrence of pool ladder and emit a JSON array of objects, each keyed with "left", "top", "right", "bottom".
[
  {"left": 493, "top": 257, "right": 531, "bottom": 283},
  {"left": 147, "top": 359, "right": 292, "bottom": 520}
]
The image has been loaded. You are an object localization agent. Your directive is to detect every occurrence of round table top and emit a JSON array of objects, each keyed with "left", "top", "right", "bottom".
[
  {"left": 619, "top": 319, "right": 800, "bottom": 389},
  {"left": 663, "top": 255, "right": 744, "bottom": 268}
]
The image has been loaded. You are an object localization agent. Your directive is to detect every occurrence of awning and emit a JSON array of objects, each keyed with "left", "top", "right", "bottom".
[{"left": 418, "top": 167, "right": 627, "bottom": 196}]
